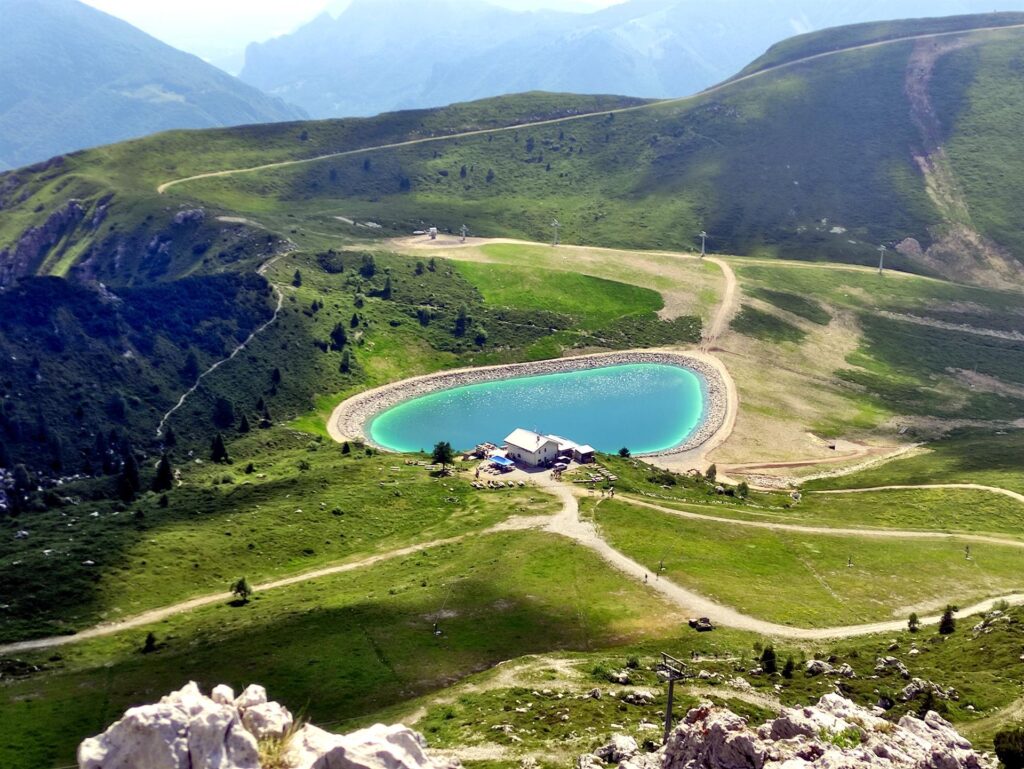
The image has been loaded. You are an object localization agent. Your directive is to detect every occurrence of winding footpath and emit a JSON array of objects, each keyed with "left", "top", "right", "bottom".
[
  {"left": 5, "top": 477, "right": 1024, "bottom": 656},
  {"left": 155, "top": 254, "right": 288, "bottom": 437},
  {"left": 814, "top": 483, "right": 1024, "bottom": 504}
]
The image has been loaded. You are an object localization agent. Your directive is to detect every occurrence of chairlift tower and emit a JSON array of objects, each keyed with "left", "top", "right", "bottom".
[
  {"left": 877, "top": 244, "right": 887, "bottom": 275},
  {"left": 551, "top": 219, "right": 561, "bottom": 247},
  {"left": 656, "top": 652, "right": 689, "bottom": 743},
  {"left": 698, "top": 231, "right": 708, "bottom": 258}
]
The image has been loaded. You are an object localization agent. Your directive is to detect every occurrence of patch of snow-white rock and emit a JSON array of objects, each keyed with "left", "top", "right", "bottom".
[
  {"left": 78, "top": 682, "right": 460, "bottom": 769},
  {"left": 581, "top": 693, "right": 992, "bottom": 769}
]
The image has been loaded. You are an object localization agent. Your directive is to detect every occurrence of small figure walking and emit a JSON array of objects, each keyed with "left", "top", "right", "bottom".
[
  {"left": 433, "top": 622, "right": 442, "bottom": 637},
  {"left": 965, "top": 544, "right": 971, "bottom": 560},
  {"left": 644, "top": 573, "right": 649, "bottom": 584},
  {"left": 847, "top": 556, "right": 853, "bottom": 568}
]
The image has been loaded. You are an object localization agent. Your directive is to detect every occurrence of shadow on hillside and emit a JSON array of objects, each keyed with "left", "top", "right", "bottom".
[{"left": 2, "top": 575, "right": 641, "bottom": 769}]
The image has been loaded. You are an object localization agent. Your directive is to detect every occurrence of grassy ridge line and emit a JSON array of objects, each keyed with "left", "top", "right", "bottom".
[
  {"left": 156, "top": 19, "right": 1024, "bottom": 196},
  {"left": 737, "top": 13, "right": 1024, "bottom": 77}
]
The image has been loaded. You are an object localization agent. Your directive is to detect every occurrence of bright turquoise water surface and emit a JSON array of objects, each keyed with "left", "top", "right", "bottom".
[{"left": 368, "top": 364, "right": 704, "bottom": 454}]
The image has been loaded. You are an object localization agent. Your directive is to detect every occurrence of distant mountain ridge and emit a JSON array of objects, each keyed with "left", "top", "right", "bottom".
[
  {"left": 0, "top": 0, "right": 306, "bottom": 170},
  {"left": 241, "top": 0, "right": 1024, "bottom": 118}
]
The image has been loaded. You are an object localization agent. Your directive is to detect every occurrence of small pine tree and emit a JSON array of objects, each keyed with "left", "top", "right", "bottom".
[
  {"left": 618, "top": 447, "right": 631, "bottom": 458},
  {"left": 340, "top": 349, "right": 352, "bottom": 374},
  {"left": 782, "top": 656, "right": 795, "bottom": 679},
  {"left": 706, "top": 464, "right": 717, "bottom": 483},
  {"left": 350, "top": 312, "right": 360, "bottom": 328},
  {"left": 292, "top": 269, "right": 303, "bottom": 287},
  {"left": 908, "top": 612, "right": 920, "bottom": 633},
  {"left": 152, "top": 454, "right": 174, "bottom": 492},
  {"left": 259, "top": 406, "right": 272, "bottom": 429},
  {"left": 121, "top": 448, "right": 141, "bottom": 493},
  {"left": 485, "top": 168, "right": 495, "bottom": 183},
  {"left": 330, "top": 323, "right": 348, "bottom": 351},
  {"left": 238, "top": 414, "right": 251, "bottom": 433},
  {"left": 432, "top": 441, "right": 454, "bottom": 471},
  {"left": 271, "top": 368, "right": 282, "bottom": 385},
  {"left": 211, "top": 434, "right": 229, "bottom": 464},
  {"left": 381, "top": 275, "right": 393, "bottom": 300},
  {"left": 212, "top": 397, "right": 235, "bottom": 429},
  {"left": 938, "top": 606, "right": 956, "bottom": 635},
  {"left": 737, "top": 481, "right": 749, "bottom": 498},
  {"left": 13, "top": 463, "right": 32, "bottom": 491},
  {"left": 995, "top": 727, "right": 1024, "bottom": 769},
  {"left": 760, "top": 645, "right": 778, "bottom": 675},
  {"left": 359, "top": 254, "right": 377, "bottom": 278},
  {"left": 454, "top": 306, "right": 469, "bottom": 337},
  {"left": 142, "top": 631, "right": 157, "bottom": 654},
  {"left": 231, "top": 577, "right": 253, "bottom": 604},
  {"left": 342, "top": 442, "right": 351, "bottom": 455},
  {"left": 181, "top": 350, "right": 200, "bottom": 382},
  {"left": 427, "top": 257, "right": 437, "bottom": 272}
]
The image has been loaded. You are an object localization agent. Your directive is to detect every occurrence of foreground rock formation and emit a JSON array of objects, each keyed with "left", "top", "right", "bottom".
[
  {"left": 78, "top": 682, "right": 459, "bottom": 769},
  {"left": 582, "top": 693, "right": 992, "bottom": 769}
]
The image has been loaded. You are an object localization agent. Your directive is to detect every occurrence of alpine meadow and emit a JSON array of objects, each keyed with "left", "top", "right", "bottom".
[{"left": 3, "top": 6, "right": 1024, "bottom": 769}]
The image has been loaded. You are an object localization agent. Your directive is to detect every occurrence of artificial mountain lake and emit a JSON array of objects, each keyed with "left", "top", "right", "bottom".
[{"left": 368, "top": 363, "right": 705, "bottom": 454}]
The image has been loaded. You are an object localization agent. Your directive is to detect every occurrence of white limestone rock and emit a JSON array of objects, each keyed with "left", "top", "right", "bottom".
[
  {"left": 212, "top": 685, "right": 235, "bottom": 706},
  {"left": 234, "top": 684, "right": 268, "bottom": 711},
  {"left": 594, "top": 734, "right": 639, "bottom": 763},
  {"left": 79, "top": 683, "right": 456, "bottom": 769},
  {"left": 579, "top": 693, "right": 992, "bottom": 769},
  {"left": 78, "top": 682, "right": 259, "bottom": 769},
  {"left": 285, "top": 722, "right": 459, "bottom": 769},
  {"left": 241, "top": 701, "right": 294, "bottom": 740}
]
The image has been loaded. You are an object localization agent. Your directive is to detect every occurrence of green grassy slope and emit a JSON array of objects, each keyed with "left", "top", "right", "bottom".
[
  {"left": 1, "top": 529, "right": 679, "bottom": 769},
  {"left": 6, "top": 15, "right": 1024, "bottom": 289},
  {"left": 736, "top": 12, "right": 1024, "bottom": 76},
  {"left": 179, "top": 39, "right": 938, "bottom": 267}
]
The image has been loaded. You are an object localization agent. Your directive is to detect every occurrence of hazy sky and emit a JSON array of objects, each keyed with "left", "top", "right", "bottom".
[{"left": 81, "top": 0, "right": 625, "bottom": 65}]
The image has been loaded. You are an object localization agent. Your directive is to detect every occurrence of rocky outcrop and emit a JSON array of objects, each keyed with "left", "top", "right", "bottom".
[
  {"left": 0, "top": 198, "right": 85, "bottom": 286},
  {"left": 581, "top": 693, "right": 991, "bottom": 769},
  {"left": 78, "top": 682, "right": 461, "bottom": 769}
]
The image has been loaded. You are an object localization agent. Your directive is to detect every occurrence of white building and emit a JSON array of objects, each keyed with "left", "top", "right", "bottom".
[
  {"left": 503, "top": 429, "right": 562, "bottom": 467},
  {"left": 503, "top": 429, "right": 595, "bottom": 466}
]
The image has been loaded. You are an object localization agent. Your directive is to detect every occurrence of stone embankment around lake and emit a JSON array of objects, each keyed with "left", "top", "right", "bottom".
[{"left": 331, "top": 351, "right": 728, "bottom": 457}]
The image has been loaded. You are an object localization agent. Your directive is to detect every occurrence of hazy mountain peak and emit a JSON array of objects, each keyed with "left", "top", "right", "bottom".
[{"left": 0, "top": 0, "right": 306, "bottom": 169}]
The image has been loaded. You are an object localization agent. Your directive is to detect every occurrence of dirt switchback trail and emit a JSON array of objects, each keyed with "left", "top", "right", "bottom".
[
  {"left": 6, "top": 478, "right": 1024, "bottom": 654},
  {"left": 618, "top": 494, "right": 1024, "bottom": 548},
  {"left": 156, "top": 21, "right": 1024, "bottom": 195},
  {"left": 815, "top": 483, "right": 1024, "bottom": 505},
  {"left": 155, "top": 253, "right": 288, "bottom": 437}
]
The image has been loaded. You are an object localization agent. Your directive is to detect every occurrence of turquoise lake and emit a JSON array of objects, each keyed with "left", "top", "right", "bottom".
[{"left": 368, "top": 363, "right": 705, "bottom": 454}]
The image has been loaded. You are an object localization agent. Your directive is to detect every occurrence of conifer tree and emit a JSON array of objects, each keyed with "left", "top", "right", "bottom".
[
  {"left": 938, "top": 606, "right": 956, "bottom": 635},
  {"left": 238, "top": 414, "right": 251, "bottom": 433},
  {"left": 152, "top": 454, "right": 174, "bottom": 492},
  {"left": 340, "top": 349, "right": 352, "bottom": 374},
  {"left": 211, "top": 434, "right": 229, "bottom": 463}
]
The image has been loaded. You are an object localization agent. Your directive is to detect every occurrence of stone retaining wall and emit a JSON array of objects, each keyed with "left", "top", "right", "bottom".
[{"left": 332, "top": 351, "right": 727, "bottom": 457}]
